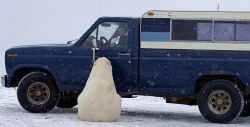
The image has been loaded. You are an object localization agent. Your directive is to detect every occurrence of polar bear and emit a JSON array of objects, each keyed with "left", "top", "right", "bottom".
[{"left": 77, "top": 57, "right": 121, "bottom": 122}]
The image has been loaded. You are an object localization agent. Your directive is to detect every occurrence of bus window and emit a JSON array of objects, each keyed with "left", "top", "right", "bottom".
[
  {"left": 172, "top": 20, "right": 212, "bottom": 41},
  {"left": 214, "top": 21, "right": 235, "bottom": 41},
  {"left": 236, "top": 21, "right": 250, "bottom": 41},
  {"left": 141, "top": 18, "right": 170, "bottom": 42}
]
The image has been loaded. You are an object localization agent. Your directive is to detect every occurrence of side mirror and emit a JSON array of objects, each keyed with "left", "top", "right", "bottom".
[{"left": 92, "top": 47, "right": 99, "bottom": 62}]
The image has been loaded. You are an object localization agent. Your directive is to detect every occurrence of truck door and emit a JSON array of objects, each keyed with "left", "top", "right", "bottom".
[{"left": 74, "top": 19, "right": 134, "bottom": 93}]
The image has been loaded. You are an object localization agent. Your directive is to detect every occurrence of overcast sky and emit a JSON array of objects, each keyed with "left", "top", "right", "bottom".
[
  {"left": 1, "top": 0, "right": 250, "bottom": 46},
  {"left": 1, "top": 0, "right": 250, "bottom": 70}
]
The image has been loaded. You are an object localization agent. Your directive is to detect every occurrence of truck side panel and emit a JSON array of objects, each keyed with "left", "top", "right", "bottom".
[{"left": 139, "top": 49, "right": 250, "bottom": 95}]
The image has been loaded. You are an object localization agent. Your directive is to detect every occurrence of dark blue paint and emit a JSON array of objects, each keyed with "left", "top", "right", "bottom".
[{"left": 140, "top": 49, "right": 250, "bottom": 94}]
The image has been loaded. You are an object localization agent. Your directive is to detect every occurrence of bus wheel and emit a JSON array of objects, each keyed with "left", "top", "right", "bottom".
[
  {"left": 17, "top": 72, "right": 59, "bottom": 113},
  {"left": 197, "top": 79, "right": 244, "bottom": 123}
]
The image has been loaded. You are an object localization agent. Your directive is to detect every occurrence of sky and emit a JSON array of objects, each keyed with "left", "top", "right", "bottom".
[{"left": 1, "top": 0, "right": 250, "bottom": 73}]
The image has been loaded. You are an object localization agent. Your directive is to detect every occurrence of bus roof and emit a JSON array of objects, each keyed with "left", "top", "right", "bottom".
[{"left": 142, "top": 10, "right": 250, "bottom": 20}]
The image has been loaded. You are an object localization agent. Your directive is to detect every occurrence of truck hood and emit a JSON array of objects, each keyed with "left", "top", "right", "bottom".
[
  {"left": 6, "top": 43, "right": 75, "bottom": 56},
  {"left": 12, "top": 43, "right": 72, "bottom": 48}
]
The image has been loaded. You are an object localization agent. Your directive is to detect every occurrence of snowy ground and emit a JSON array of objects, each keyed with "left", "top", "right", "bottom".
[{"left": 0, "top": 87, "right": 250, "bottom": 127}]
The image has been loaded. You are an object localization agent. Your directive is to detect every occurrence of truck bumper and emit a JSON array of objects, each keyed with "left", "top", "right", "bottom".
[{"left": 1, "top": 75, "right": 8, "bottom": 87}]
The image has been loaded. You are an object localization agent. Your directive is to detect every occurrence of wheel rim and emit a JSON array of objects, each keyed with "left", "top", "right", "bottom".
[
  {"left": 208, "top": 90, "right": 232, "bottom": 115},
  {"left": 27, "top": 82, "right": 50, "bottom": 105}
]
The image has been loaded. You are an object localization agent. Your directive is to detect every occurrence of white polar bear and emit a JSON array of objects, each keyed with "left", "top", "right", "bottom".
[{"left": 77, "top": 57, "right": 121, "bottom": 122}]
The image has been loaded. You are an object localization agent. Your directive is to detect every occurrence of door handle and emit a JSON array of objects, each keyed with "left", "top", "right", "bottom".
[{"left": 118, "top": 52, "right": 130, "bottom": 57}]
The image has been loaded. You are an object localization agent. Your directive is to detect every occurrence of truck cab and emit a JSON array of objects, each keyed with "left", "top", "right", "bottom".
[
  {"left": 2, "top": 17, "right": 141, "bottom": 110},
  {"left": 3, "top": 17, "right": 140, "bottom": 92}
]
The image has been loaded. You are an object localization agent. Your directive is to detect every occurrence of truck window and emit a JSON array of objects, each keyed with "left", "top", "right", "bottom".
[
  {"left": 236, "top": 21, "right": 250, "bottom": 41},
  {"left": 172, "top": 20, "right": 212, "bottom": 41},
  {"left": 83, "top": 22, "right": 128, "bottom": 48},
  {"left": 141, "top": 18, "right": 170, "bottom": 42},
  {"left": 214, "top": 21, "right": 235, "bottom": 41}
]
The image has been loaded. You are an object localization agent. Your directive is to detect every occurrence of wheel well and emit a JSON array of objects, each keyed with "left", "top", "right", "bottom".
[
  {"left": 194, "top": 75, "right": 248, "bottom": 95},
  {"left": 11, "top": 68, "right": 56, "bottom": 87}
]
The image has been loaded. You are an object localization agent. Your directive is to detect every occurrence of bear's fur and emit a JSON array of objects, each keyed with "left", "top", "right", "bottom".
[{"left": 77, "top": 57, "right": 121, "bottom": 122}]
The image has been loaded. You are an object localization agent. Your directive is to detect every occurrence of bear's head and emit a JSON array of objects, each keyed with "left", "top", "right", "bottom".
[
  {"left": 94, "top": 57, "right": 111, "bottom": 68},
  {"left": 93, "top": 57, "right": 112, "bottom": 71},
  {"left": 90, "top": 57, "right": 115, "bottom": 92}
]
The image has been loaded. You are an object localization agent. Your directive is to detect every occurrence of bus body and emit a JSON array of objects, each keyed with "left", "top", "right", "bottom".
[{"left": 2, "top": 10, "right": 250, "bottom": 123}]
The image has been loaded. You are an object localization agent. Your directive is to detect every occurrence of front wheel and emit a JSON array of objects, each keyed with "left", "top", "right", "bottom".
[
  {"left": 17, "top": 72, "right": 59, "bottom": 113},
  {"left": 198, "top": 79, "right": 244, "bottom": 123}
]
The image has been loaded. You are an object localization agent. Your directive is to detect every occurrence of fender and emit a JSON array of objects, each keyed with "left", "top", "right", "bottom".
[
  {"left": 192, "top": 69, "right": 250, "bottom": 93},
  {"left": 10, "top": 64, "right": 63, "bottom": 90}
]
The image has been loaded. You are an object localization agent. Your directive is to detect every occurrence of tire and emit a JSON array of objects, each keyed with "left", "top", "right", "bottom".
[
  {"left": 17, "top": 72, "right": 59, "bottom": 113},
  {"left": 56, "top": 92, "right": 77, "bottom": 108},
  {"left": 240, "top": 99, "right": 250, "bottom": 117},
  {"left": 197, "top": 79, "right": 244, "bottom": 123}
]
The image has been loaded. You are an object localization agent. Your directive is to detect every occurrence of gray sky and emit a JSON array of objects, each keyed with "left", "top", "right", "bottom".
[
  {"left": 1, "top": 0, "right": 250, "bottom": 46},
  {"left": 1, "top": 0, "right": 250, "bottom": 69}
]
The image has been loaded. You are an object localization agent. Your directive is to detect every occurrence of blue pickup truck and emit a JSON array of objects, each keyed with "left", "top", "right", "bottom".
[{"left": 3, "top": 10, "right": 250, "bottom": 123}]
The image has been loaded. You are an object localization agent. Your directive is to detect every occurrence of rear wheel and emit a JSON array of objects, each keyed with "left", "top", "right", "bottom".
[
  {"left": 240, "top": 99, "right": 250, "bottom": 117},
  {"left": 17, "top": 72, "right": 59, "bottom": 113},
  {"left": 198, "top": 79, "right": 244, "bottom": 123}
]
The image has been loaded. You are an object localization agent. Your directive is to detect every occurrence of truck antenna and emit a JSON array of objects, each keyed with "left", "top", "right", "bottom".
[
  {"left": 99, "top": 0, "right": 102, "bottom": 17},
  {"left": 217, "top": 3, "right": 220, "bottom": 11}
]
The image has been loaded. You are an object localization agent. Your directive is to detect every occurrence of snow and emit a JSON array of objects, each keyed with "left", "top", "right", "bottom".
[{"left": 1, "top": 87, "right": 250, "bottom": 127}]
